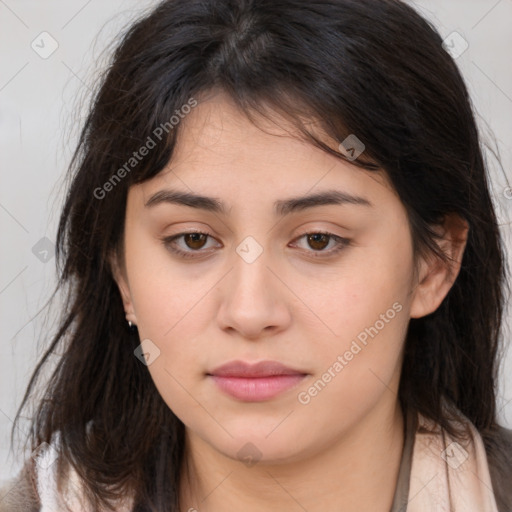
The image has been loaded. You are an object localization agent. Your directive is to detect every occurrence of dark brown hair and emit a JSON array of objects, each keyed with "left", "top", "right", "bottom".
[{"left": 13, "top": 0, "right": 510, "bottom": 510}]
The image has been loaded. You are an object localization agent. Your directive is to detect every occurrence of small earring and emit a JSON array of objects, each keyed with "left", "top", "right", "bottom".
[{"left": 128, "top": 320, "right": 133, "bottom": 328}]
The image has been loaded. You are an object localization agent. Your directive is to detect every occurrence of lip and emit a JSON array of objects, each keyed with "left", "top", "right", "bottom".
[
  {"left": 207, "top": 360, "right": 308, "bottom": 402},
  {"left": 209, "top": 360, "right": 306, "bottom": 378}
]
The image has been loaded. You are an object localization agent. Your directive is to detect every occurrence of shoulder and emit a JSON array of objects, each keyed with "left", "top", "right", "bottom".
[
  {"left": 0, "top": 463, "right": 40, "bottom": 512},
  {"left": 417, "top": 404, "right": 512, "bottom": 511},
  {"left": 485, "top": 424, "right": 512, "bottom": 512}
]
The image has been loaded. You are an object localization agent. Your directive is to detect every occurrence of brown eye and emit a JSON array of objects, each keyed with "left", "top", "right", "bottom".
[
  {"left": 161, "top": 231, "right": 220, "bottom": 259},
  {"left": 291, "top": 231, "right": 350, "bottom": 258},
  {"left": 306, "top": 233, "right": 330, "bottom": 251},
  {"left": 183, "top": 233, "right": 208, "bottom": 250}
]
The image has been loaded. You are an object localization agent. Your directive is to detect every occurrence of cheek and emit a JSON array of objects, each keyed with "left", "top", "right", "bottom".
[
  {"left": 292, "top": 279, "right": 409, "bottom": 434},
  {"left": 125, "top": 228, "right": 211, "bottom": 340},
  {"left": 126, "top": 253, "right": 213, "bottom": 424},
  {"left": 123, "top": 232, "right": 217, "bottom": 416},
  {"left": 298, "top": 232, "right": 413, "bottom": 345},
  {"left": 293, "top": 228, "right": 414, "bottom": 407}
]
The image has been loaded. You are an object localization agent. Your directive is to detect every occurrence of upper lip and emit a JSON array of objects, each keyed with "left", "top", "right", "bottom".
[{"left": 208, "top": 360, "right": 307, "bottom": 378}]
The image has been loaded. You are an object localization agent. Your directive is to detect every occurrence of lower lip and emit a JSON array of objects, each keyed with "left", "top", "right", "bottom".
[{"left": 209, "top": 374, "right": 306, "bottom": 401}]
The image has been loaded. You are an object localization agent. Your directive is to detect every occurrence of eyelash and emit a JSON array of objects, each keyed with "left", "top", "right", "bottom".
[{"left": 160, "top": 230, "right": 350, "bottom": 260}]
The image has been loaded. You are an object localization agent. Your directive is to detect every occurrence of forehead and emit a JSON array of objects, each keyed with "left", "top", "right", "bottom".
[{"left": 133, "top": 92, "right": 396, "bottom": 213}]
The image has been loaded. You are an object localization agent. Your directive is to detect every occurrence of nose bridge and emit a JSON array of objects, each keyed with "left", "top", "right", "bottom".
[
  {"left": 216, "top": 235, "right": 290, "bottom": 337},
  {"left": 233, "top": 239, "right": 272, "bottom": 302}
]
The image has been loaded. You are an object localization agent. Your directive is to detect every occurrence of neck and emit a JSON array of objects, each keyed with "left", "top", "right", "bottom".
[{"left": 179, "top": 399, "right": 405, "bottom": 512}]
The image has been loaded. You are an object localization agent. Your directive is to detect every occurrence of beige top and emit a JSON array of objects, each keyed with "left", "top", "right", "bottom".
[{"left": 391, "top": 407, "right": 512, "bottom": 512}]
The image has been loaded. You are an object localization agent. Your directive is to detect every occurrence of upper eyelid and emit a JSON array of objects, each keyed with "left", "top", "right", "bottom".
[{"left": 165, "top": 229, "right": 344, "bottom": 242}]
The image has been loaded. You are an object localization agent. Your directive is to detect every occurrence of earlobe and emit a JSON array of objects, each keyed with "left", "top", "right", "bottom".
[
  {"left": 409, "top": 214, "right": 469, "bottom": 319},
  {"left": 109, "top": 251, "right": 138, "bottom": 326}
]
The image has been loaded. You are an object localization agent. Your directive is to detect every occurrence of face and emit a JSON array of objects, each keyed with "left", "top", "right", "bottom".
[{"left": 113, "top": 91, "right": 457, "bottom": 465}]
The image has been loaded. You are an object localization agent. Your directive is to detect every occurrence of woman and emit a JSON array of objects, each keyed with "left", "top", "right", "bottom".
[{"left": 1, "top": 0, "right": 511, "bottom": 510}]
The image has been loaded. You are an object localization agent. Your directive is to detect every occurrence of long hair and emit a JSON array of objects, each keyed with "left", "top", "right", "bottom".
[{"left": 14, "top": 0, "right": 509, "bottom": 509}]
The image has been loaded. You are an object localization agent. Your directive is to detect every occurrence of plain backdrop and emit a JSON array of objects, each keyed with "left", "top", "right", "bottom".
[{"left": 1, "top": 0, "right": 511, "bottom": 484}]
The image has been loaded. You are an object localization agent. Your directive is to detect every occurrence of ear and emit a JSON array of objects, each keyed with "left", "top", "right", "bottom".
[
  {"left": 109, "top": 250, "right": 138, "bottom": 326},
  {"left": 410, "top": 213, "right": 469, "bottom": 319}
]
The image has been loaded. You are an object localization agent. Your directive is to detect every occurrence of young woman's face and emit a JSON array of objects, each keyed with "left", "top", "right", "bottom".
[{"left": 115, "top": 92, "right": 435, "bottom": 464}]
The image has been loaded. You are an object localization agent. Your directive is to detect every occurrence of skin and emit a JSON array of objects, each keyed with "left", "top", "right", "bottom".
[{"left": 112, "top": 91, "right": 468, "bottom": 512}]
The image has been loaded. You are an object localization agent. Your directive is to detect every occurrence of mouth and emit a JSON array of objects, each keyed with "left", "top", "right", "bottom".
[{"left": 207, "top": 360, "right": 308, "bottom": 402}]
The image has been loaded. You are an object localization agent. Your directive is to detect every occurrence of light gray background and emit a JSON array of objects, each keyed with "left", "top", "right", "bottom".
[{"left": 1, "top": 0, "right": 511, "bottom": 484}]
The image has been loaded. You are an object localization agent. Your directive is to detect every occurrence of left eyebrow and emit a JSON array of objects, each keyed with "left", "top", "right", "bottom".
[
  {"left": 274, "top": 190, "right": 373, "bottom": 216},
  {"left": 144, "top": 188, "right": 373, "bottom": 216}
]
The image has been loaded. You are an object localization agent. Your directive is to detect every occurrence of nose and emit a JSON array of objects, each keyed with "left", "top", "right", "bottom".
[{"left": 216, "top": 247, "right": 292, "bottom": 340}]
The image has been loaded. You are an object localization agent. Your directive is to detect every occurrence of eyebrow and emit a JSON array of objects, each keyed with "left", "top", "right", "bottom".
[{"left": 144, "top": 188, "right": 373, "bottom": 216}]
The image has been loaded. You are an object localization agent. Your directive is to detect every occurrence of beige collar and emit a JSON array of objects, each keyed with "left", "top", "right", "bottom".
[{"left": 402, "top": 411, "right": 498, "bottom": 511}]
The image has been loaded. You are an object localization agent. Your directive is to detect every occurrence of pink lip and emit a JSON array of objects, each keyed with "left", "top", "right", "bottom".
[{"left": 207, "top": 360, "right": 308, "bottom": 401}]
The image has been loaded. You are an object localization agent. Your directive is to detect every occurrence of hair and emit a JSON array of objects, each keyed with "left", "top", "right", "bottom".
[{"left": 13, "top": 0, "right": 510, "bottom": 510}]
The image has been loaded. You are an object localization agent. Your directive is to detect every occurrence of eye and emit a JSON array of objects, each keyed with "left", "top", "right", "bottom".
[
  {"left": 161, "top": 231, "right": 220, "bottom": 259},
  {"left": 291, "top": 231, "right": 350, "bottom": 258}
]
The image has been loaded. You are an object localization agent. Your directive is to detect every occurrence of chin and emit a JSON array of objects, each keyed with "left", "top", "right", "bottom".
[{"left": 198, "top": 425, "right": 310, "bottom": 466}]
